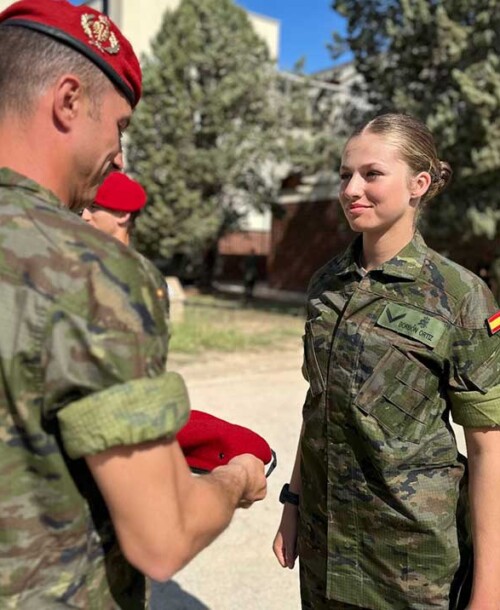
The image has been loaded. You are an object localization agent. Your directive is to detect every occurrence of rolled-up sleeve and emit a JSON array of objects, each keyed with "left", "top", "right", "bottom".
[
  {"left": 450, "top": 385, "right": 500, "bottom": 427},
  {"left": 448, "top": 285, "right": 500, "bottom": 427},
  {"left": 42, "top": 254, "right": 189, "bottom": 456},
  {"left": 57, "top": 371, "right": 190, "bottom": 458}
]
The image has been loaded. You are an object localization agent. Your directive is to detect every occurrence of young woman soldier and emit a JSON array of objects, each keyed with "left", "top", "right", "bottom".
[{"left": 274, "top": 113, "right": 500, "bottom": 610}]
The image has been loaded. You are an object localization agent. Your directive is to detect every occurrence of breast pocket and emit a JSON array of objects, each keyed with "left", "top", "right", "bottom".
[{"left": 355, "top": 347, "right": 440, "bottom": 444}]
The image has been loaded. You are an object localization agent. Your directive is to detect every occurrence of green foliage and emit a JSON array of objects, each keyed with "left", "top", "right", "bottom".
[
  {"left": 332, "top": 0, "right": 500, "bottom": 239},
  {"left": 126, "top": 0, "right": 282, "bottom": 262},
  {"left": 274, "top": 61, "right": 364, "bottom": 178},
  {"left": 169, "top": 295, "right": 303, "bottom": 354}
]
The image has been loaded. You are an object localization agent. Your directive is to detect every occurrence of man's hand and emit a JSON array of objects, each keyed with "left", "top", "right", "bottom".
[{"left": 214, "top": 453, "right": 267, "bottom": 508}]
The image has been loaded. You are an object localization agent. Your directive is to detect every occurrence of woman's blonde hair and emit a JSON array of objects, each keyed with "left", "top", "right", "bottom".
[{"left": 351, "top": 113, "right": 452, "bottom": 204}]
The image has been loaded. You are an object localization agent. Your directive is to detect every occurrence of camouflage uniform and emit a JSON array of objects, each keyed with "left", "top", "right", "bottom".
[
  {"left": 298, "top": 231, "right": 500, "bottom": 610},
  {"left": 0, "top": 169, "right": 190, "bottom": 609},
  {"left": 489, "top": 256, "right": 500, "bottom": 305}
]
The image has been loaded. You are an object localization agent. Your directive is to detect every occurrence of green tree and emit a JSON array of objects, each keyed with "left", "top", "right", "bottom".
[
  {"left": 332, "top": 0, "right": 500, "bottom": 241},
  {"left": 126, "top": 0, "right": 282, "bottom": 273}
]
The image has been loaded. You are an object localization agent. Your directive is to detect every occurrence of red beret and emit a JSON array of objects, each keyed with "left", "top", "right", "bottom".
[
  {"left": 0, "top": 0, "right": 141, "bottom": 108},
  {"left": 94, "top": 172, "right": 147, "bottom": 213},
  {"left": 177, "top": 410, "right": 275, "bottom": 475}
]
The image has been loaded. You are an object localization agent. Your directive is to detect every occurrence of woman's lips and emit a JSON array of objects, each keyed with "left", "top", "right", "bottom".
[{"left": 347, "top": 203, "right": 371, "bottom": 214}]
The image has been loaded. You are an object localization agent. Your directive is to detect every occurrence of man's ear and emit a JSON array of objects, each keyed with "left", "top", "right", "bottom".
[
  {"left": 410, "top": 171, "right": 432, "bottom": 199},
  {"left": 52, "top": 75, "right": 84, "bottom": 131},
  {"left": 117, "top": 212, "right": 131, "bottom": 227}
]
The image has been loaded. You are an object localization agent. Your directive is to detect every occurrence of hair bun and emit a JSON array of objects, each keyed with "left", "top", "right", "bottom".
[{"left": 439, "top": 161, "right": 452, "bottom": 186}]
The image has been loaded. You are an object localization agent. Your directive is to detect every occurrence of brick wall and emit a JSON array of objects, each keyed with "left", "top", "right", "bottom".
[
  {"left": 216, "top": 231, "right": 270, "bottom": 282},
  {"left": 218, "top": 231, "right": 270, "bottom": 256},
  {"left": 268, "top": 199, "right": 355, "bottom": 291}
]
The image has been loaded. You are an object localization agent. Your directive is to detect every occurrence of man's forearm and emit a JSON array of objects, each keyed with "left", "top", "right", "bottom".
[
  {"left": 175, "top": 462, "right": 250, "bottom": 558},
  {"left": 87, "top": 439, "right": 265, "bottom": 582}
]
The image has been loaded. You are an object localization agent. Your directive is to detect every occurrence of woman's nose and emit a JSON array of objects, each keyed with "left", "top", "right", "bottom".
[{"left": 342, "top": 173, "right": 363, "bottom": 199}]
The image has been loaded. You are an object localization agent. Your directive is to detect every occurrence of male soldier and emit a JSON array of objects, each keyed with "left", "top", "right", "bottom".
[
  {"left": 0, "top": 2, "right": 266, "bottom": 609},
  {"left": 81, "top": 170, "right": 145, "bottom": 246}
]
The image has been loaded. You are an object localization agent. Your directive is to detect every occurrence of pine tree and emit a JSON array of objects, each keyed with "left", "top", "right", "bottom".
[
  {"left": 126, "top": 0, "right": 282, "bottom": 268},
  {"left": 332, "top": 0, "right": 500, "bottom": 240}
]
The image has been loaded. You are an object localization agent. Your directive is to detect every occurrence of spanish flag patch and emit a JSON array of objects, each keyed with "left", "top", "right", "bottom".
[{"left": 487, "top": 311, "right": 500, "bottom": 335}]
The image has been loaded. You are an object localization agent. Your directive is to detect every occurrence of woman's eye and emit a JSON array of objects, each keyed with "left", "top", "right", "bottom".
[{"left": 339, "top": 172, "right": 351, "bottom": 180}]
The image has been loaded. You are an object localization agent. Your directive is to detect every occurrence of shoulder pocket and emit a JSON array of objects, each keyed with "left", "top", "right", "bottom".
[{"left": 355, "top": 347, "right": 440, "bottom": 443}]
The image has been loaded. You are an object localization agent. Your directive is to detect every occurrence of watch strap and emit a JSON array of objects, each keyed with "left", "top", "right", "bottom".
[{"left": 279, "top": 483, "right": 299, "bottom": 506}]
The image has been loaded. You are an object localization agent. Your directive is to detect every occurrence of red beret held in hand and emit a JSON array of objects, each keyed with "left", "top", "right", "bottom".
[{"left": 177, "top": 410, "right": 276, "bottom": 476}]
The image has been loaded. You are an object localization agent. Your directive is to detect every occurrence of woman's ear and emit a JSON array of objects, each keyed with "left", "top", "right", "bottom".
[{"left": 410, "top": 171, "right": 432, "bottom": 199}]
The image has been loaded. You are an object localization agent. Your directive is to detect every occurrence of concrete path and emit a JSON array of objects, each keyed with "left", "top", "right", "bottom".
[{"left": 150, "top": 348, "right": 307, "bottom": 610}]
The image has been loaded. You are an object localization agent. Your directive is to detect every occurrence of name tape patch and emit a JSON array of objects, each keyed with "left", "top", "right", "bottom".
[{"left": 376, "top": 303, "right": 446, "bottom": 348}]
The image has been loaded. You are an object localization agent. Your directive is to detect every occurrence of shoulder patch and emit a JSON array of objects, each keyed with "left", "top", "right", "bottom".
[
  {"left": 376, "top": 303, "right": 446, "bottom": 348},
  {"left": 487, "top": 311, "right": 500, "bottom": 335}
]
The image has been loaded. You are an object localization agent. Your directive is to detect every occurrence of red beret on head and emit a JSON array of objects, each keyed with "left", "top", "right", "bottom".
[
  {"left": 177, "top": 410, "right": 275, "bottom": 475},
  {"left": 0, "top": 0, "right": 142, "bottom": 107},
  {"left": 94, "top": 172, "right": 147, "bottom": 213}
]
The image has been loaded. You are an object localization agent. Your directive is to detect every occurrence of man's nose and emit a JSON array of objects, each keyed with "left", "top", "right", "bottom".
[
  {"left": 112, "top": 151, "right": 124, "bottom": 171},
  {"left": 81, "top": 208, "right": 92, "bottom": 221}
]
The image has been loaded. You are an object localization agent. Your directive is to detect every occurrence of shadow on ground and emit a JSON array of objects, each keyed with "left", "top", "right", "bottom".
[{"left": 150, "top": 580, "right": 209, "bottom": 610}]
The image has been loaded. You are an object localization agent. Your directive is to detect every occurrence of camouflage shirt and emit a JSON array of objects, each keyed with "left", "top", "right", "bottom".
[
  {"left": 0, "top": 169, "right": 190, "bottom": 609},
  {"left": 298, "top": 231, "right": 500, "bottom": 610}
]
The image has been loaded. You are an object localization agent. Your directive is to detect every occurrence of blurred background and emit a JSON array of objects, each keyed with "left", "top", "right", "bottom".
[{"left": 20, "top": 0, "right": 495, "bottom": 301}]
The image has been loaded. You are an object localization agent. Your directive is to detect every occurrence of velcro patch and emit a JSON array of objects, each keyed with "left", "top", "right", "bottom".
[
  {"left": 376, "top": 303, "right": 446, "bottom": 348},
  {"left": 487, "top": 311, "right": 500, "bottom": 335}
]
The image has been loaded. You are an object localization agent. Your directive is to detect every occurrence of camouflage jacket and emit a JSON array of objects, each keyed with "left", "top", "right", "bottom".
[
  {"left": 298, "top": 232, "right": 500, "bottom": 610},
  {"left": 0, "top": 169, "right": 190, "bottom": 609}
]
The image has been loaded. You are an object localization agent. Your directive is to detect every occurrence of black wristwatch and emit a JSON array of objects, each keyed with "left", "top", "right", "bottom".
[{"left": 279, "top": 483, "right": 299, "bottom": 506}]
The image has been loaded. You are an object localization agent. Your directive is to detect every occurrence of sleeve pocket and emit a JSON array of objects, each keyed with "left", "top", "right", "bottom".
[{"left": 355, "top": 347, "right": 439, "bottom": 443}]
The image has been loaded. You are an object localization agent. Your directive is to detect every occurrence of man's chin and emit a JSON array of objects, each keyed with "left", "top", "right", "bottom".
[{"left": 68, "top": 188, "right": 97, "bottom": 214}]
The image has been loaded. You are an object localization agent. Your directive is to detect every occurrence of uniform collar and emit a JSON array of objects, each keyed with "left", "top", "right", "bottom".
[
  {"left": 334, "top": 231, "right": 428, "bottom": 281},
  {"left": 0, "top": 167, "right": 64, "bottom": 209},
  {"left": 332, "top": 237, "right": 363, "bottom": 277}
]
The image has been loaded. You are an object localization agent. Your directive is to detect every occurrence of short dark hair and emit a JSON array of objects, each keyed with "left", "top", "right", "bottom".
[{"left": 0, "top": 26, "right": 111, "bottom": 119}]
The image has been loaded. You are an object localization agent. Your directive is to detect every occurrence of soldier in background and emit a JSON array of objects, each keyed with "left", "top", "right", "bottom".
[
  {"left": 242, "top": 248, "right": 259, "bottom": 304},
  {"left": 81, "top": 170, "right": 145, "bottom": 247},
  {"left": 0, "top": 1, "right": 266, "bottom": 609},
  {"left": 273, "top": 113, "right": 500, "bottom": 609}
]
